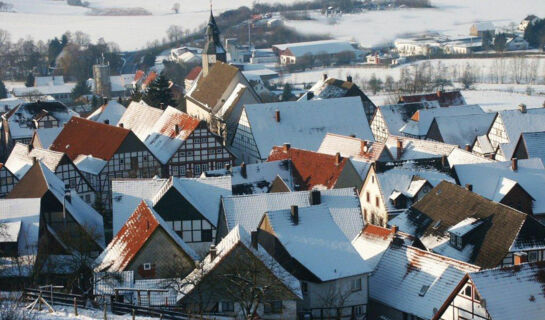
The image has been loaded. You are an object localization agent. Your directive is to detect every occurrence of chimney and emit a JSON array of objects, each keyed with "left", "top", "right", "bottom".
[
  {"left": 160, "top": 103, "right": 165, "bottom": 110},
  {"left": 335, "top": 152, "right": 342, "bottom": 165},
  {"left": 210, "top": 245, "right": 217, "bottom": 261},
  {"left": 31, "top": 156, "right": 37, "bottom": 164},
  {"left": 514, "top": 252, "right": 528, "bottom": 265},
  {"left": 275, "top": 109, "right": 280, "bottom": 122},
  {"left": 465, "top": 144, "right": 471, "bottom": 152},
  {"left": 290, "top": 205, "right": 299, "bottom": 225},
  {"left": 512, "top": 158, "right": 518, "bottom": 171},
  {"left": 240, "top": 162, "right": 247, "bottom": 179},
  {"left": 104, "top": 119, "right": 110, "bottom": 125},
  {"left": 175, "top": 124, "right": 180, "bottom": 135},
  {"left": 436, "top": 90, "right": 443, "bottom": 98},
  {"left": 465, "top": 184, "right": 473, "bottom": 192},
  {"left": 309, "top": 190, "right": 321, "bottom": 205},
  {"left": 251, "top": 231, "right": 258, "bottom": 250},
  {"left": 322, "top": 74, "right": 328, "bottom": 81},
  {"left": 119, "top": 123, "right": 124, "bottom": 128},
  {"left": 225, "top": 163, "right": 231, "bottom": 172},
  {"left": 307, "top": 91, "right": 314, "bottom": 100},
  {"left": 441, "top": 155, "right": 447, "bottom": 168},
  {"left": 391, "top": 225, "right": 398, "bottom": 234},
  {"left": 283, "top": 143, "right": 291, "bottom": 153},
  {"left": 519, "top": 103, "right": 527, "bottom": 113},
  {"left": 396, "top": 139, "right": 403, "bottom": 160},
  {"left": 347, "top": 75, "right": 352, "bottom": 83}
]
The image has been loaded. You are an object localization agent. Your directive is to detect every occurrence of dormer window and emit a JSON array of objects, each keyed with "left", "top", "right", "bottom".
[{"left": 449, "top": 233, "right": 463, "bottom": 250}]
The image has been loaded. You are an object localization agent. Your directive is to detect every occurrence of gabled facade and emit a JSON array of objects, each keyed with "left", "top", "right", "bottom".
[
  {"left": 0, "top": 163, "right": 17, "bottom": 198},
  {"left": 50, "top": 117, "right": 161, "bottom": 209},
  {"left": 513, "top": 131, "right": 545, "bottom": 166},
  {"left": 94, "top": 201, "right": 198, "bottom": 280},
  {"left": 5, "top": 143, "right": 95, "bottom": 204}
]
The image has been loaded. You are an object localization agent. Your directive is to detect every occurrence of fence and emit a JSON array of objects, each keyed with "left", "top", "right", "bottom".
[{"left": 22, "top": 288, "right": 86, "bottom": 308}]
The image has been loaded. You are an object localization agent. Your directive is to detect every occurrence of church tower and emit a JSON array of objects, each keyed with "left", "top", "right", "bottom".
[{"left": 202, "top": 7, "right": 226, "bottom": 77}]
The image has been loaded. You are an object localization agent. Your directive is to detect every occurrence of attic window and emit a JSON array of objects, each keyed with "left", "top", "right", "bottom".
[
  {"left": 143, "top": 263, "right": 152, "bottom": 270},
  {"left": 418, "top": 285, "right": 430, "bottom": 297},
  {"left": 449, "top": 233, "right": 463, "bottom": 250}
]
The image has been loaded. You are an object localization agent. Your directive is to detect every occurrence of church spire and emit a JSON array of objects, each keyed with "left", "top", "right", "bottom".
[{"left": 202, "top": 2, "right": 226, "bottom": 77}]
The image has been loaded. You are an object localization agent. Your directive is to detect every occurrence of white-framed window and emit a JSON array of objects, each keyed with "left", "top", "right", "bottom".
[
  {"left": 529, "top": 251, "right": 538, "bottom": 262},
  {"left": 351, "top": 278, "right": 362, "bottom": 292},
  {"left": 220, "top": 301, "right": 234, "bottom": 312},
  {"left": 143, "top": 263, "right": 152, "bottom": 270}
]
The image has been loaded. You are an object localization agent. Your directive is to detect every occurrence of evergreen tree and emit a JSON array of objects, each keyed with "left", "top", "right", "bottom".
[
  {"left": 48, "top": 37, "right": 63, "bottom": 67},
  {"left": 494, "top": 33, "right": 507, "bottom": 52},
  {"left": 91, "top": 95, "right": 99, "bottom": 108},
  {"left": 281, "top": 83, "right": 295, "bottom": 101},
  {"left": 130, "top": 84, "right": 143, "bottom": 103},
  {"left": 25, "top": 73, "right": 35, "bottom": 87},
  {"left": 524, "top": 18, "right": 545, "bottom": 49},
  {"left": 0, "top": 80, "right": 7, "bottom": 99},
  {"left": 142, "top": 75, "right": 175, "bottom": 108},
  {"left": 71, "top": 79, "right": 91, "bottom": 100}
]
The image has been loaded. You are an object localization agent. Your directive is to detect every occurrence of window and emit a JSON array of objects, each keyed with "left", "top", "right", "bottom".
[
  {"left": 301, "top": 282, "right": 308, "bottom": 294},
  {"left": 220, "top": 301, "right": 234, "bottom": 312},
  {"left": 181, "top": 219, "right": 213, "bottom": 242},
  {"left": 174, "top": 221, "right": 181, "bottom": 231},
  {"left": 456, "top": 236, "right": 462, "bottom": 249},
  {"left": 366, "top": 192, "right": 370, "bottom": 203},
  {"left": 351, "top": 278, "right": 362, "bottom": 292},
  {"left": 376, "top": 196, "right": 380, "bottom": 207},
  {"left": 364, "top": 209, "right": 368, "bottom": 221},
  {"left": 463, "top": 285, "right": 472, "bottom": 298},
  {"left": 194, "top": 164, "right": 201, "bottom": 175},
  {"left": 143, "top": 263, "right": 152, "bottom": 270},
  {"left": 353, "top": 305, "right": 363, "bottom": 316},
  {"left": 264, "top": 301, "right": 282, "bottom": 314},
  {"left": 371, "top": 176, "right": 375, "bottom": 183},
  {"left": 529, "top": 251, "right": 538, "bottom": 262}
]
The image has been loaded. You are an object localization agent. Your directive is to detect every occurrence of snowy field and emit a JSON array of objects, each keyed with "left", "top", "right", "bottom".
[
  {"left": 284, "top": 0, "right": 545, "bottom": 47},
  {"left": 1, "top": 0, "right": 544, "bottom": 51}
]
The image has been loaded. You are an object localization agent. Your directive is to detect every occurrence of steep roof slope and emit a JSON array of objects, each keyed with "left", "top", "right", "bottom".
[
  {"left": 519, "top": 131, "right": 545, "bottom": 165},
  {"left": 50, "top": 117, "right": 131, "bottom": 161},
  {"left": 385, "top": 136, "right": 457, "bottom": 161},
  {"left": 377, "top": 101, "right": 440, "bottom": 136},
  {"left": 87, "top": 100, "right": 127, "bottom": 126},
  {"left": 318, "top": 133, "right": 390, "bottom": 162},
  {"left": 117, "top": 101, "right": 163, "bottom": 141},
  {"left": 5, "top": 143, "right": 65, "bottom": 179},
  {"left": 187, "top": 62, "right": 239, "bottom": 110},
  {"left": 431, "top": 113, "right": 496, "bottom": 148},
  {"left": 496, "top": 108, "right": 545, "bottom": 160}
]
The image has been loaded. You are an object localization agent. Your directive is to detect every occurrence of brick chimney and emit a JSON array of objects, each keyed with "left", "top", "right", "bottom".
[
  {"left": 251, "top": 231, "right": 258, "bottom": 250},
  {"left": 240, "top": 162, "right": 247, "bottom": 179},
  {"left": 160, "top": 103, "right": 165, "bottom": 110},
  {"left": 391, "top": 225, "right": 398, "bottom": 234},
  {"left": 290, "top": 205, "right": 299, "bottom": 225},
  {"left": 175, "top": 124, "right": 180, "bottom": 135},
  {"left": 512, "top": 158, "right": 518, "bottom": 171},
  {"left": 210, "top": 245, "right": 217, "bottom": 260},
  {"left": 118, "top": 123, "right": 124, "bottom": 128},
  {"left": 283, "top": 143, "right": 291, "bottom": 153},
  {"left": 309, "top": 190, "right": 321, "bottom": 205},
  {"left": 335, "top": 152, "right": 342, "bottom": 165},
  {"left": 307, "top": 92, "right": 314, "bottom": 100},
  {"left": 104, "top": 119, "right": 110, "bottom": 125},
  {"left": 347, "top": 75, "right": 353, "bottom": 83},
  {"left": 465, "top": 184, "right": 473, "bottom": 191},
  {"left": 396, "top": 139, "right": 403, "bottom": 160},
  {"left": 275, "top": 110, "right": 280, "bottom": 122},
  {"left": 465, "top": 144, "right": 471, "bottom": 152},
  {"left": 322, "top": 74, "right": 328, "bottom": 81},
  {"left": 514, "top": 252, "right": 528, "bottom": 265}
]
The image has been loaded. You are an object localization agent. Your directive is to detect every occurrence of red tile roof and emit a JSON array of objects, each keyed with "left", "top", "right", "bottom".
[
  {"left": 267, "top": 146, "right": 347, "bottom": 190},
  {"left": 186, "top": 66, "right": 202, "bottom": 81},
  {"left": 50, "top": 116, "right": 130, "bottom": 161},
  {"left": 134, "top": 70, "right": 145, "bottom": 82},
  {"left": 157, "top": 110, "right": 200, "bottom": 139},
  {"left": 400, "top": 91, "right": 465, "bottom": 108},
  {"left": 143, "top": 71, "right": 157, "bottom": 87},
  {"left": 362, "top": 224, "right": 395, "bottom": 240}
]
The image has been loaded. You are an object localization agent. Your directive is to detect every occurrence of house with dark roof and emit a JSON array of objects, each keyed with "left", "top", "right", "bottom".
[
  {"left": 513, "top": 131, "right": 545, "bottom": 166},
  {"left": 399, "top": 90, "right": 466, "bottom": 108},
  {"left": 433, "top": 258, "right": 545, "bottom": 320},
  {"left": 184, "top": 66, "right": 202, "bottom": 92},
  {"left": 370, "top": 101, "right": 440, "bottom": 142},
  {"left": 299, "top": 74, "right": 377, "bottom": 123},
  {"left": 177, "top": 225, "right": 302, "bottom": 318},
  {"left": 231, "top": 97, "right": 374, "bottom": 164},
  {"left": 1, "top": 162, "right": 104, "bottom": 282},
  {"left": 360, "top": 160, "right": 454, "bottom": 227},
  {"left": 5, "top": 142, "right": 95, "bottom": 203},
  {"left": 94, "top": 201, "right": 198, "bottom": 280},
  {"left": 0, "top": 163, "right": 17, "bottom": 198},
  {"left": 257, "top": 205, "right": 371, "bottom": 319},
  {"left": 118, "top": 103, "right": 234, "bottom": 178},
  {"left": 0, "top": 101, "right": 78, "bottom": 161},
  {"left": 50, "top": 117, "right": 161, "bottom": 210},
  {"left": 267, "top": 145, "right": 363, "bottom": 191},
  {"left": 389, "top": 181, "right": 545, "bottom": 269},
  {"left": 369, "top": 244, "right": 479, "bottom": 320}
]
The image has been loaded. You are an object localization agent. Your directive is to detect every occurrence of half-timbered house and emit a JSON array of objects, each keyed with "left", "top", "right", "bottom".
[
  {"left": 513, "top": 131, "right": 545, "bottom": 165},
  {"left": 0, "top": 163, "right": 17, "bottom": 198}
]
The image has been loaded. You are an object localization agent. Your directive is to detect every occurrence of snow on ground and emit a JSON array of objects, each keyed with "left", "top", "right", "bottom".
[
  {"left": 461, "top": 90, "right": 545, "bottom": 112},
  {"left": 29, "top": 307, "right": 158, "bottom": 320},
  {"left": 284, "top": 0, "right": 545, "bottom": 48}
]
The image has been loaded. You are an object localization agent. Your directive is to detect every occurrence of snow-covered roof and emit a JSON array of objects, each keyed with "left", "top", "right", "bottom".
[
  {"left": 519, "top": 131, "right": 545, "bottom": 166},
  {"left": 34, "top": 127, "right": 63, "bottom": 149},
  {"left": 446, "top": 148, "right": 494, "bottom": 168},
  {"left": 178, "top": 225, "right": 302, "bottom": 301},
  {"left": 453, "top": 158, "right": 545, "bottom": 214},
  {"left": 318, "top": 133, "right": 390, "bottom": 162},
  {"left": 12, "top": 83, "right": 76, "bottom": 97},
  {"left": 112, "top": 178, "right": 168, "bottom": 235},
  {"left": 221, "top": 188, "right": 363, "bottom": 241},
  {"left": 0, "top": 97, "right": 24, "bottom": 112},
  {"left": 215, "top": 84, "right": 246, "bottom": 118},
  {"left": 0, "top": 198, "right": 41, "bottom": 256},
  {"left": 476, "top": 134, "right": 495, "bottom": 154},
  {"left": 399, "top": 104, "right": 485, "bottom": 137},
  {"left": 143, "top": 107, "right": 201, "bottom": 164},
  {"left": 370, "top": 245, "right": 479, "bottom": 320},
  {"left": 34, "top": 76, "right": 64, "bottom": 87},
  {"left": 266, "top": 205, "right": 371, "bottom": 281},
  {"left": 495, "top": 108, "right": 545, "bottom": 160},
  {"left": 87, "top": 100, "right": 127, "bottom": 126},
  {"left": 153, "top": 176, "right": 232, "bottom": 226},
  {"left": 273, "top": 40, "right": 356, "bottom": 57},
  {"left": 243, "top": 97, "right": 374, "bottom": 158},
  {"left": 351, "top": 224, "right": 395, "bottom": 271},
  {"left": 472, "top": 21, "right": 495, "bottom": 31},
  {"left": 377, "top": 101, "right": 440, "bottom": 136},
  {"left": 374, "top": 162, "right": 455, "bottom": 213},
  {"left": 203, "top": 160, "right": 294, "bottom": 195},
  {"left": 467, "top": 263, "right": 545, "bottom": 320},
  {"left": 5, "top": 143, "right": 64, "bottom": 179},
  {"left": 3, "top": 101, "right": 78, "bottom": 140},
  {"left": 73, "top": 154, "right": 108, "bottom": 175},
  {"left": 385, "top": 136, "right": 458, "bottom": 161},
  {"left": 431, "top": 113, "right": 496, "bottom": 148},
  {"left": 400, "top": 91, "right": 465, "bottom": 108},
  {"left": 117, "top": 101, "right": 163, "bottom": 141},
  {"left": 94, "top": 201, "right": 198, "bottom": 273}
]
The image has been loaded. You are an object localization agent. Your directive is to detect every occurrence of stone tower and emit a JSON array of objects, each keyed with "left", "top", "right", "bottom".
[
  {"left": 202, "top": 8, "right": 226, "bottom": 77},
  {"left": 93, "top": 54, "right": 112, "bottom": 98}
]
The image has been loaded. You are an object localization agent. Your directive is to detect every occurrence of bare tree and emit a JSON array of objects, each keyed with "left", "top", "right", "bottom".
[
  {"left": 166, "top": 25, "right": 184, "bottom": 43},
  {"left": 316, "top": 283, "right": 357, "bottom": 319},
  {"left": 172, "top": 3, "right": 180, "bottom": 14}
]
